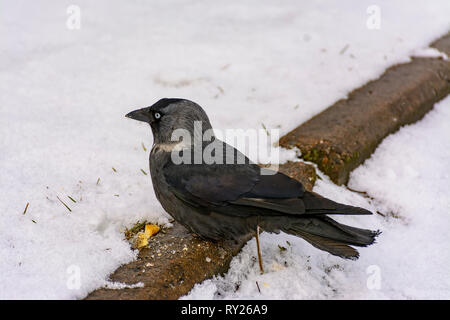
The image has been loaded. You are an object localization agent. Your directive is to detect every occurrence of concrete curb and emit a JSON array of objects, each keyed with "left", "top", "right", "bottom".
[
  {"left": 85, "top": 223, "right": 244, "bottom": 300},
  {"left": 279, "top": 33, "right": 450, "bottom": 185},
  {"left": 86, "top": 32, "right": 450, "bottom": 300}
]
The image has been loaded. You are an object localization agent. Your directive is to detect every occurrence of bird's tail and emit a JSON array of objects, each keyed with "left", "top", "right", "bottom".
[
  {"left": 302, "top": 191, "right": 374, "bottom": 215},
  {"left": 275, "top": 215, "right": 380, "bottom": 260}
]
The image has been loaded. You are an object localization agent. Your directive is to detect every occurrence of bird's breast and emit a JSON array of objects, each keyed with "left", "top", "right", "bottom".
[{"left": 149, "top": 147, "right": 179, "bottom": 212}]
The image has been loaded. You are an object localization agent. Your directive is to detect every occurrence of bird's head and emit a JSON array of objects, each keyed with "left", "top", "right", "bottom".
[{"left": 126, "top": 98, "right": 214, "bottom": 145}]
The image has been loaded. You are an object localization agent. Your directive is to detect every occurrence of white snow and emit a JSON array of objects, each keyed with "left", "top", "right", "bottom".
[
  {"left": 411, "top": 47, "right": 448, "bottom": 60},
  {"left": 184, "top": 96, "right": 450, "bottom": 300},
  {"left": 1, "top": 0, "right": 449, "bottom": 299},
  {"left": 102, "top": 281, "right": 144, "bottom": 290}
]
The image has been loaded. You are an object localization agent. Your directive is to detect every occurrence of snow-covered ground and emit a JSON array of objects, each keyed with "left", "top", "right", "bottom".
[
  {"left": 185, "top": 96, "right": 450, "bottom": 300},
  {"left": 1, "top": 0, "right": 449, "bottom": 299}
]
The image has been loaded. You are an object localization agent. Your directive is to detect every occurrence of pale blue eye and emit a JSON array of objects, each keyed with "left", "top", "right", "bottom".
[{"left": 154, "top": 112, "right": 161, "bottom": 119}]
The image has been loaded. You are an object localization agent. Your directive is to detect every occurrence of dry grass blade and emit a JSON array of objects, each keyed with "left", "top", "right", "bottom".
[
  {"left": 261, "top": 123, "right": 270, "bottom": 136},
  {"left": 340, "top": 44, "right": 349, "bottom": 55},
  {"left": 56, "top": 196, "right": 72, "bottom": 213},
  {"left": 345, "top": 186, "right": 374, "bottom": 200},
  {"left": 23, "top": 202, "right": 29, "bottom": 215},
  {"left": 255, "top": 225, "right": 264, "bottom": 274}
]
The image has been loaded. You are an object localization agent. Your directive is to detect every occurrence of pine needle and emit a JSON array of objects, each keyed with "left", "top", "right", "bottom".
[
  {"left": 96, "top": 177, "right": 101, "bottom": 185},
  {"left": 141, "top": 142, "right": 147, "bottom": 151},
  {"left": 112, "top": 167, "right": 117, "bottom": 172},
  {"left": 261, "top": 123, "right": 270, "bottom": 136},
  {"left": 340, "top": 44, "right": 349, "bottom": 55},
  {"left": 140, "top": 169, "right": 148, "bottom": 175},
  {"left": 56, "top": 196, "right": 72, "bottom": 213},
  {"left": 23, "top": 202, "right": 29, "bottom": 215},
  {"left": 67, "top": 196, "right": 77, "bottom": 203},
  {"left": 124, "top": 220, "right": 148, "bottom": 240},
  {"left": 255, "top": 225, "right": 264, "bottom": 274}
]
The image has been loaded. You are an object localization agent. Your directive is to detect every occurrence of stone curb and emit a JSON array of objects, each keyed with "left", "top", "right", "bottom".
[{"left": 279, "top": 32, "right": 450, "bottom": 185}]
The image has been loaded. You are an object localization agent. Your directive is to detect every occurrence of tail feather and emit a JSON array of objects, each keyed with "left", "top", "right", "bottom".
[
  {"left": 295, "top": 231, "right": 360, "bottom": 260},
  {"left": 320, "top": 216, "right": 381, "bottom": 246},
  {"left": 276, "top": 215, "right": 380, "bottom": 260},
  {"left": 302, "top": 191, "right": 373, "bottom": 216}
]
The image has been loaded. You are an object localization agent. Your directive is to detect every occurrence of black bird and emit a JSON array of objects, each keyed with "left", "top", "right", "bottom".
[{"left": 126, "top": 98, "right": 379, "bottom": 262}]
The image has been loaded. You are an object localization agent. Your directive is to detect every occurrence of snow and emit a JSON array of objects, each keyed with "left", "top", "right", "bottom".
[
  {"left": 184, "top": 96, "right": 450, "bottom": 300},
  {"left": 411, "top": 47, "right": 448, "bottom": 60},
  {"left": 102, "top": 281, "right": 144, "bottom": 290},
  {"left": 1, "top": 0, "right": 449, "bottom": 299}
]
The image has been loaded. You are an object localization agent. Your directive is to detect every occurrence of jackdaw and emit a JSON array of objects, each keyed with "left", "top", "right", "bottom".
[{"left": 126, "top": 98, "right": 380, "bottom": 260}]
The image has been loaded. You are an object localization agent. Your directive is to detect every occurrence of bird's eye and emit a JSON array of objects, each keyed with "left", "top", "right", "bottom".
[{"left": 154, "top": 112, "right": 161, "bottom": 120}]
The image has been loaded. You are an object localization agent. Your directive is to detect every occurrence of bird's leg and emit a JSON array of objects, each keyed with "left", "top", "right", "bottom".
[{"left": 255, "top": 225, "right": 264, "bottom": 274}]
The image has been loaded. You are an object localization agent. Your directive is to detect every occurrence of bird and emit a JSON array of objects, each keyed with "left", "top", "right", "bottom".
[{"left": 126, "top": 98, "right": 380, "bottom": 266}]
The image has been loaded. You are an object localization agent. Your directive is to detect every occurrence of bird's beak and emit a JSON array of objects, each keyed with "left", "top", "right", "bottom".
[{"left": 125, "top": 107, "right": 153, "bottom": 123}]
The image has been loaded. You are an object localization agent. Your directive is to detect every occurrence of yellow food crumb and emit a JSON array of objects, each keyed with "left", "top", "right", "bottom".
[
  {"left": 133, "top": 224, "right": 160, "bottom": 249},
  {"left": 144, "top": 224, "right": 160, "bottom": 237},
  {"left": 134, "top": 233, "right": 149, "bottom": 249}
]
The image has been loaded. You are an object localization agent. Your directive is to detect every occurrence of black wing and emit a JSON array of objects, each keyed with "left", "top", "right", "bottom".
[
  {"left": 163, "top": 157, "right": 310, "bottom": 217},
  {"left": 164, "top": 162, "right": 260, "bottom": 205},
  {"left": 163, "top": 140, "right": 371, "bottom": 217}
]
